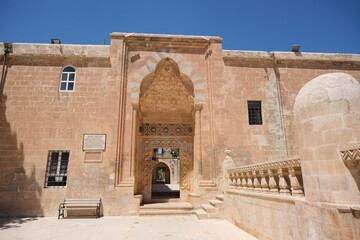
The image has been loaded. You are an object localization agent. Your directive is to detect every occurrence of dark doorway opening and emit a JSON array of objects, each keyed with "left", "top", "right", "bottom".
[{"left": 151, "top": 148, "right": 180, "bottom": 199}]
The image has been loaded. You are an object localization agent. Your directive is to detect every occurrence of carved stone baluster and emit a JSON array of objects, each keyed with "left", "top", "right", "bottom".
[
  {"left": 247, "top": 170, "right": 254, "bottom": 190},
  {"left": 229, "top": 172, "right": 235, "bottom": 188},
  {"left": 232, "top": 173, "right": 238, "bottom": 188},
  {"left": 289, "top": 167, "right": 304, "bottom": 196},
  {"left": 278, "top": 168, "right": 291, "bottom": 195},
  {"left": 268, "top": 169, "right": 279, "bottom": 193},
  {"left": 253, "top": 169, "right": 261, "bottom": 191},
  {"left": 241, "top": 172, "right": 247, "bottom": 189},
  {"left": 260, "top": 169, "right": 269, "bottom": 192},
  {"left": 236, "top": 173, "right": 242, "bottom": 189}
]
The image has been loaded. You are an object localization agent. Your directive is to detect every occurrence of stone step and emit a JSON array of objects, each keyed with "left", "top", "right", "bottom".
[
  {"left": 150, "top": 198, "right": 181, "bottom": 203},
  {"left": 209, "top": 199, "right": 223, "bottom": 208},
  {"left": 139, "top": 209, "right": 195, "bottom": 216},
  {"left": 195, "top": 209, "right": 207, "bottom": 220},
  {"left": 140, "top": 202, "right": 193, "bottom": 210},
  {"left": 202, "top": 204, "right": 216, "bottom": 213},
  {"left": 216, "top": 195, "right": 224, "bottom": 201},
  {"left": 139, "top": 202, "right": 195, "bottom": 216}
]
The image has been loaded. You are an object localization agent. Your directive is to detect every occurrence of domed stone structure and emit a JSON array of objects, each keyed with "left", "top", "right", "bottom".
[{"left": 294, "top": 72, "right": 360, "bottom": 203}]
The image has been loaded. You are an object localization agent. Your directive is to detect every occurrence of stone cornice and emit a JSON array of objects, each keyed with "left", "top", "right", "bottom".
[
  {"left": 110, "top": 32, "right": 222, "bottom": 44},
  {"left": 223, "top": 50, "right": 360, "bottom": 63},
  {"left": 0, "top": 42, "right": 110, "bottom": 59}
]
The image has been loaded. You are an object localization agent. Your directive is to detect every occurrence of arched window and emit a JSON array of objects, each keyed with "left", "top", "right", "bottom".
[{"left": 59, "top": 66, "right": 76, "bottom": 91}]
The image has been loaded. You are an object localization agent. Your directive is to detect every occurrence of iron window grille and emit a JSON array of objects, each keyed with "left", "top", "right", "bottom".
[
  {"left": 45, "top": 151, "right": 70, "bottom": 187},
  {"left": 248, "top": 101, "right": 263, "bottom": 125},
  {"left": 59, "top": 66, "right": 76, "bottom": 92}
]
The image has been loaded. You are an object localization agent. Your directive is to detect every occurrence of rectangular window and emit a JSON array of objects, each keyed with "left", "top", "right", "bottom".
[
  {"left": 248, "top": 101, "right": 263, "bottom": 125},
  {"left": 45, "top": 151, "right": 70, "bottom": 187}
]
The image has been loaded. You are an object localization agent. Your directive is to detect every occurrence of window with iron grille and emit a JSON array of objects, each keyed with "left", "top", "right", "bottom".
[
  {"left": 59, "top": 66, "right": 76, "bottom": 92},
  {"left": 248, "top": 101, "right": 263, "bottom": 125},
  {"left": 45, "top": 151, "right": 70, "bottom": 187}
]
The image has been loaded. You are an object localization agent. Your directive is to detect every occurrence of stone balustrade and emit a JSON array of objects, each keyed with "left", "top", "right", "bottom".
[{"left": 228, "top": 157, "right": 304, "bottom": 196}]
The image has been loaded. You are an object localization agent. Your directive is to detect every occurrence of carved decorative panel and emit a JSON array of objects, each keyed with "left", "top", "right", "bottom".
[
  {"left": 139, "top": 58, "right": 194, "bottom": 114},
  {"left": 140, "top": 137, "right": 193, "bottom": 191},
  {"left": 139, "top": 123, "right": 193, "bottom": 136}
]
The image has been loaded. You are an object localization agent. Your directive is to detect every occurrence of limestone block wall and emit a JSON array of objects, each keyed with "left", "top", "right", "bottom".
[
  {"left": 0, "top": 43, "right": 140, "bottom": 216},
  {"left": 217, "top": 51, "right": 360, "bottom": 172},
  {"left": 224, "top": 191, "right": 360, "bottom": 240},
  {"left": 217, "top": 55, "right": 287, "bottom": 168},
  {"left": 223, "top": 72, "right": 360, "bottom": 240}
]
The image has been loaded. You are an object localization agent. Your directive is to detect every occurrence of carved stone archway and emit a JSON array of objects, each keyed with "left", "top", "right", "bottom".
[{"left": 135, "top": 58, "right": 195, "bottom": 202}]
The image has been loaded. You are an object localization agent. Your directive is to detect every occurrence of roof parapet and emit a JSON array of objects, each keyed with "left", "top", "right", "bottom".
[
  {"left": 110, "top": 32, "right": 222, "bottom": 44},
  {"left": 223, "top": 50, "right": 360, "bottom": 63},
  {"left": 0, "top": 43, "right": 110, "bottom": 59}
]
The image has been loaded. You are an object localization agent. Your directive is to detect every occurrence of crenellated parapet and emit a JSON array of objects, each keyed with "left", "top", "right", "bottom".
[{"left": 227, "top": 157, "right": 304, "bottom": 196}]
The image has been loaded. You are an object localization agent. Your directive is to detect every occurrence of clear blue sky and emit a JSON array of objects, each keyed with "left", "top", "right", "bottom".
[{"left": 1, "top": 0, "right": 359, "bottom": 53}]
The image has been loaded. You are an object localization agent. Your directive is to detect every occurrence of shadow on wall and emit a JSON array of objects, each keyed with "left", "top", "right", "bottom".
[{"left": 0, "top": 65, "right": 44, "bottom": 222}]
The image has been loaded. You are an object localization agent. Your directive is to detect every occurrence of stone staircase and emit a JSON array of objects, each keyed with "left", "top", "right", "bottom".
[
  {"left": 139, "top": 202, "right": 195, "bottom": 216},
  {"left": 195, "top": 194, "right": 224, "bottom": 219}
]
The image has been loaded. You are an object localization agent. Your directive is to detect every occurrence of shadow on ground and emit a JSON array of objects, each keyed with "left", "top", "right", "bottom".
[{"left": 0, "top": 217, "right": 38, "bottom": 230}]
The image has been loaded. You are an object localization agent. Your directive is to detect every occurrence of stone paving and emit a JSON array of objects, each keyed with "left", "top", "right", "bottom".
[{"left": 0, "top": 215, "right": 258, "bottom": 240}]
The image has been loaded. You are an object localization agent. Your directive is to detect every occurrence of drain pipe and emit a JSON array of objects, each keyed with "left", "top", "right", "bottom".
[{"left": 0, "top": 43, "right": 12, "bottom": 93}]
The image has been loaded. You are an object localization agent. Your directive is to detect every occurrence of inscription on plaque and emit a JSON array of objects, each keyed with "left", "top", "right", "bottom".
[{"left": 83, "top": 134, "right": 106, "bottom": 151}]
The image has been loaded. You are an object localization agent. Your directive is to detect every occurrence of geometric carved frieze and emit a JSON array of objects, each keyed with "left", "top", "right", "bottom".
[
  {"left": 139, "top": 123, "right": 193, "bottom": 136},
  {"left": 340, "top": 148, "right": 360, "bottom": 168}
]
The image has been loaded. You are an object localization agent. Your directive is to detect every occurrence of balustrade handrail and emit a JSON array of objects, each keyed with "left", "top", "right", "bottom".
[
  {"left": 228, "top": 156, "right": 300, "bottom": 173},
  {"left": 226, "top": 156, "right": 304, "bottom": 197}
]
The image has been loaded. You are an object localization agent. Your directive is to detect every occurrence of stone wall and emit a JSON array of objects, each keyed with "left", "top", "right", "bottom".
[
  {"left": 224, "top": 190, "right": 360, "bottom": 240},
  {"left": 0, "top": 43, "right": 141, "bottom": 216},
  {"left": 223, "top": 72, "right": 360, "bottom": 240},
  {"left": 1, "top": 33, "right": 360, "bottom": 218},
  {"left": 216, "top": 51, "right": 360, "bottom": 170}
]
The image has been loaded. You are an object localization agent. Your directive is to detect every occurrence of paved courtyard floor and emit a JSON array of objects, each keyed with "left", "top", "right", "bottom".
[{"left": 0, "top": 215, "right": 258, "bottom": 240}]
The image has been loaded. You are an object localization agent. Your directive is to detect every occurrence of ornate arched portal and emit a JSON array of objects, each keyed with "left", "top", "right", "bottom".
[{"left": 135, "top": 58, "right": 195, "bottom": 202}]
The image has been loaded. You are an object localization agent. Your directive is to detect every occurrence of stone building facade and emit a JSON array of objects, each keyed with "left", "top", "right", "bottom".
[{"left": 0, "top": 33, "right": 359, "bottom": 239}]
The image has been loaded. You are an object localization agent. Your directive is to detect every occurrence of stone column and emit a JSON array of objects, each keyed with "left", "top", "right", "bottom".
[
  {"left": 193, "top": 104, "right": 203, "bottom": 193},
  {"left": 130, "top": 103, "right": 138, "bottom": 180}
]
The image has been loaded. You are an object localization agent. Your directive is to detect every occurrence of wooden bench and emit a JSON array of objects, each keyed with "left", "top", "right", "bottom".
[{"left": 58, "top": 198, "right": 101, "bottom": 219}]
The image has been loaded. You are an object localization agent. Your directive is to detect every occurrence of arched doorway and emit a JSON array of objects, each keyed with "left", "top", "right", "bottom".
[{"left": 135, "top": 58, "right": 195, "bottom": 202}]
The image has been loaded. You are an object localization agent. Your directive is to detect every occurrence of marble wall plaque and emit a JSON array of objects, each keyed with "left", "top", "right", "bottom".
[{"left": 83, "top": 134, "right": 106, "bottom": 151}]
